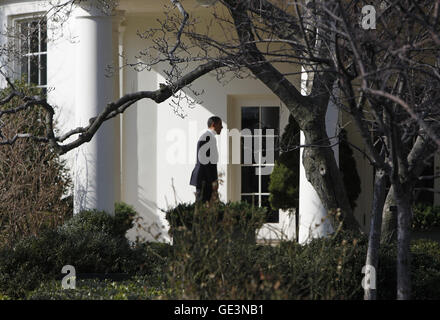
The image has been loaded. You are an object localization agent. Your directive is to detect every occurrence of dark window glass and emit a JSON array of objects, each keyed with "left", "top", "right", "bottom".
[
  {"left": 241, "top": 107, "right": 259, "bottom": 132},
  {"left": 261, "top": 106, "right": 279, "bottom": 135},
  {"left": 241, "top": 136, "right": 257, "bottom": 164},
  {"left": 20, "top": 22, "right": 29, "bottom": 53},
  {"left": 240, "top": 106, "right": 280, "bottom": 224},
  {"left": 241, "top": 195, "right": 258, "bottom": 207},
  {"left": 40, "top": 54, "right": 47, "bottom": 85},
  {"left": 21, "top": 56, "right": 28, "bottom": 81},
  {"left": 262, "top": 136, "right": 279, "bottom": 164},
  {"left": 260, "top": 172, "right": 272, "bottom": 193},
  {"left": 241, "top": 166, "right": 259, "bottom": 193},
  {"left": 30, "top": 55, "right": 39, "bottom": 84},
  {"left": 261, "top": 196, "right": 279, "bottom": 223},
  {"left": 30, "top": 21, "right": 39, "bottom": 53},
  {"left": 40, "top": 21, "right": 47, "bottom": 52},
  {"left": 18, "top": 19, "right": 47, "bottom": 87}
]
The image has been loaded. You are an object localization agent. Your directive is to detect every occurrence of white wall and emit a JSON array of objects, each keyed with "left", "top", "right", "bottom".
[{"left": 1, "top": 1, "right": 376, "bottom": 242}]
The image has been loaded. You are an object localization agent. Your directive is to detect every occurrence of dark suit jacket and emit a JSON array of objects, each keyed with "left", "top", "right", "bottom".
[{"left": 189, "top": 130, "right": 218, "bottom": 190}]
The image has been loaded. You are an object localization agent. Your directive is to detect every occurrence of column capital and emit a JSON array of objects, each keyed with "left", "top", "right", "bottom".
[{"left": 75, "top": 0, "right": 118, "bottom": 18}]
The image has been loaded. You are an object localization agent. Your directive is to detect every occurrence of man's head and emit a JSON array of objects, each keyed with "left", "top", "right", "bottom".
[{"left": 207, "top": 116, "right": 223, "bottom": 135}]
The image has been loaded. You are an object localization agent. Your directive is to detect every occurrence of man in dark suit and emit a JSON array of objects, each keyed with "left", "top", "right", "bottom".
[{"left": 190, "top": 116, "right": 223, "bottom": 202}]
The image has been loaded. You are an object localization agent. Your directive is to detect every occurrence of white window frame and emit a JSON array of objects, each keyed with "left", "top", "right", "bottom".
[
  {"left": 10, "top": 14, "right": 47, "bottom": 89},
  {"left": 240, "top": 105, "right": 280, "bottom": 223}
]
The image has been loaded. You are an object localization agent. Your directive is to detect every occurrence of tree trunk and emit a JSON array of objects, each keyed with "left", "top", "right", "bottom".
[
  {"left": 381, "top": 186, "right": 397, "bottom": 244},
  {"left": 302, "top": 120, "right": 359, "bottom": 231},
  {"left": 394, "top": 184, "right": 412, "bottom": 300},
  {"left": 364, "top": 169, "right": 387, "bottom": 300}
]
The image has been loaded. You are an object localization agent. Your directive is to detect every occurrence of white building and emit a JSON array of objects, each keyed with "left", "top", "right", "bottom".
[{"left": 1, "top": 0, "right": 439, "bottom": 243}]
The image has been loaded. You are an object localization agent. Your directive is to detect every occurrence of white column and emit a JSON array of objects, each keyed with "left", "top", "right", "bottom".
[
  {"left": 298, "top": 70, "right": 337, "bottom": 244},
  {"left": 73, "top": 3, "right": 115, "bottom": 214}
]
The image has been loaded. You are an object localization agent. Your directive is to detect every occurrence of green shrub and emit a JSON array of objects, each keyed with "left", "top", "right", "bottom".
[
  {"left": 26, "top": 276, "right": 170, "bottom": 300},
  {"left": 412, "top": 204, "right": 440, "bottom": 231},
  {"left": 409, "top": 239, "right": 440, "bottom": 299},
  {"left": 165, "top": 201, "right": 266, "bottom": 245},
  {"left": 164, "top": 208, "right": 440, "bottom": 300},
  {"left": 0, "top": 203, "right": 170, "bottom": 299},
  {"left": 268, "top": 114, "right": 300, "bottom": 211},
  {"left": 59, "top": 202, "right": 137, "bottom": 238},
  {"left": 165, "top": 226, "right": 368, "bottom": 299},
  {"left": 375, "top": 238, "right": 440, "bottom": 300},
  {"left": 0, "top": 229, "right": 133, "bottom": 298}
]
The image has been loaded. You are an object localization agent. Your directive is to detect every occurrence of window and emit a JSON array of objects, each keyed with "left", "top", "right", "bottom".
[
  {"left": 17, "top": 18, "right": 47, "bottom": 89},
  {"left": 240, "top": 106, "right": 280, "bottom": 223}
]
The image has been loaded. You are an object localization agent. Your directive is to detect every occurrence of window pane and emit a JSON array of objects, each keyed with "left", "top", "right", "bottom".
[
  {"left": 261, "top": 196, "right": 279, "bottom": 223},
  {"left": 241, "top": 136, "right": 257, "bottom": 164},
  {"left": 40, "top": 54, "right": 47, "bottom": 86},
  {"left": 30, "top": 55, "right": 38, "bottom": 84},
  {"left": 261, "top": 107, "right": 279, "bottom": 135},
  {"left": 30, "top": 21, "right": 39, "bottom": 53},
  {"left": 260, "top": 170, "right": 272, "bottom": 193},
  {"left": 19, "top": 22, "right": 29, "bottom": 54},
  {"left": 40, "top": 21, "right": 47, "bottom": 52},
  {"left": 262, "top": 136, "right": 279, "bottom": 164},
  {"left": 241, "top": 107, "right": 259, "bottom": 132},
  {"left": 21, "top": 56, "right": 29, "bottom": 81},
  {"left": 241, "top": 166, "right": 259, "bottom": 193},
  {"left": 241, "top": 195, "right": 258, "bottom": 207}
]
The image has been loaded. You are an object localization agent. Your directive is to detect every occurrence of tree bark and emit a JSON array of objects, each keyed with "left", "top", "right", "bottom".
[
  {"left": 394, "top": 184, "right": 412, "bottom": 300},
  {"left": 381, "top": 187, "right": 397, "bottom": 244},
  {"left": 302, "top": 119, "right": 359, "bottom": 230},
  {"left": 364, "top": 169, "right": 387, "bottom": 300},
  {"left": 225, "top": 2, "right": 360, "bottom": 232}
]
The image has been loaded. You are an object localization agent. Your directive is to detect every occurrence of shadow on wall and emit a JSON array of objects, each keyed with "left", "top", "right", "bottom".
[{"left": 122, "top": 57, "right": 172, "bottom": 243}]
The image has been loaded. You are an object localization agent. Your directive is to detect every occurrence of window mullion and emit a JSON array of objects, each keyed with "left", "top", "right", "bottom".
[
  {"left": 38, "top": 23, "right": 41, "bottom": 85},
  {"left": 258, "top": 106, "right": 262, "bottom": 207}
]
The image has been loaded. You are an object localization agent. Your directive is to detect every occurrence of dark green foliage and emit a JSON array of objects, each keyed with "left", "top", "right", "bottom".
[
  {"left": 410, "top": 239, "right": 440, "bottom": 299},
  {"left": 26, "top": 276, "right": 170, "bottom": 300},
  {"left": 164, "top": 199, "right": 440, "bottom": 300},
  {"left": 412, "top": 204, "right": 440, "bottom": 231},
  {"left": 339, "top": 129, "right": 361, "bottom": 209},
  {"left": 0, "top": 229, "right": 133, "bottom": 298},
  {"left": 268, "top": 120, "right": 361, "bottom": 212},
  {"left": 165, "top": 201, "right": 267, "bottom": 243},
  {"left": 2, "top": 199, "right": 440, "bottom": 299},
  {"left": 0, "top": 203, "right": 170, "bottom": 298},
  {"left": 268, "top": 114, "right": 300, "bottom": 210},
  {"left": 59, "top": 202, "right": 137, "bottom": 238},
  {"left": 376, "top": 239, "right": 440, "bottom": 300}
]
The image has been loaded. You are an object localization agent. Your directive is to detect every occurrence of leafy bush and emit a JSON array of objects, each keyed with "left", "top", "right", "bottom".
[
  {"left": 59, "top": 202, "right": 137, "bottom": 238},
  {"left": 164, "top": 200, "right": 440, "bottom": 300},
  {"left": 268, "top": 114, "right": 300, "bottom": 211},
  {"left": 0, "top": 80, "right": 72, "bottom": 246},
  {"left": 165, "top": 201, "right": 267, "bottom": 247},
  {"left": 412, "top": 204, "right": 440, "bottom": 231},
  {"left": 26, "top": 276, "right": 170, "bottom": 300},
  {"left": 165, "top": 226, "right": 368, "bottom": 299},
  {"left": 0, "top": 203, "right": 170, "bottom": 298}
]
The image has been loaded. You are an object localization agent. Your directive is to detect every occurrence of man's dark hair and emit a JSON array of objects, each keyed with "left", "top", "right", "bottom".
[{"left": 207, "top": 116, "right": 222, "bottom": 128}]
